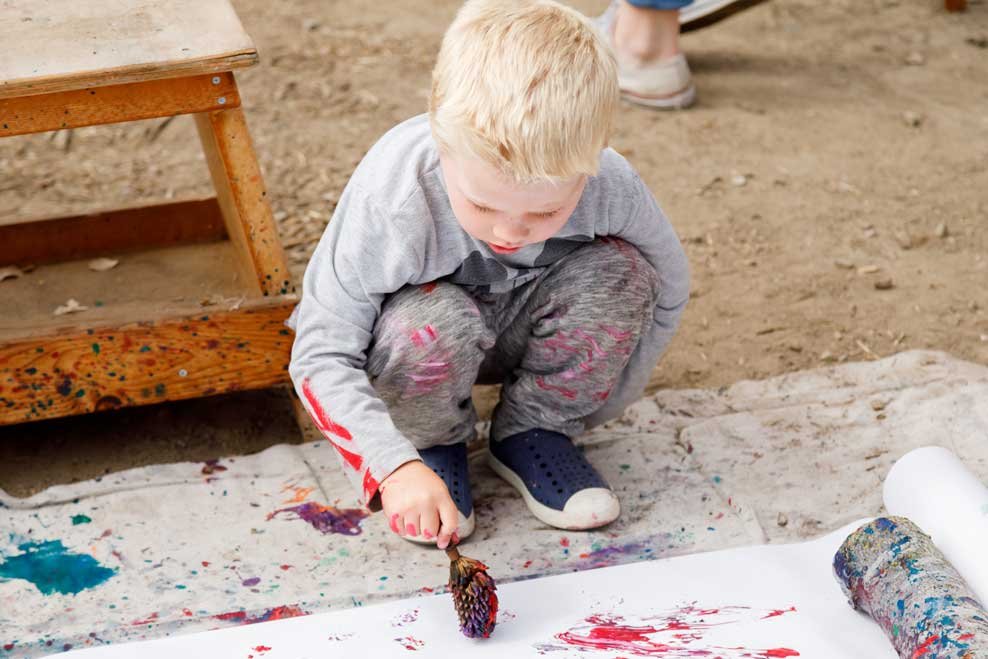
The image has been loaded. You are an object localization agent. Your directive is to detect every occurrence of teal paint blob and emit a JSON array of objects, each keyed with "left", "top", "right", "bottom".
[
  {"left": 71, "top": 514, "right": 92, "bottom": 525},
  {"left": 0, "top": 540, "right": 116, "bottom": 595}
]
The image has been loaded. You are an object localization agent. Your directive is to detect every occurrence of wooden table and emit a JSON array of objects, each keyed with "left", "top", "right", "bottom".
[{"left": 0, "top": 0, "right": 297, "bottom": 424}]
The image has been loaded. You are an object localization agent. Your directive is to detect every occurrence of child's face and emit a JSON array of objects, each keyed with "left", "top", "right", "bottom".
[{"left": 440, "top": 153, "right": 587, "bottom": 255}]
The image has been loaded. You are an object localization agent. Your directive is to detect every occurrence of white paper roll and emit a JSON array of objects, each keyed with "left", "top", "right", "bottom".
[{"left": 883, "top": 446, "right": 988, "bottom": 606}]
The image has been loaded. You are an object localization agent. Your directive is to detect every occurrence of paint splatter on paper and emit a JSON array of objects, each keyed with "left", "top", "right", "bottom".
[
  {"left": 267, "top": 502, "right": 368, "bottom": 536},
  {"left": 394, "top": 635, "right": 426, "bottom": 651},
  {"left": 536, "top": 604, "right": 799, "bottom": 657},
  {"left": 0, "top": 539, "right": 116, "bottom": 595},
  {"left": 390, "top": 609, "right": 420, "bottom": 627}
]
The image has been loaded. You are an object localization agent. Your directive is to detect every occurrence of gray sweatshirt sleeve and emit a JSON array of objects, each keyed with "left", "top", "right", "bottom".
[
  {"left": 289, "top": 182, "right": 426, "bottom": 509},
  {"left": 585, "top": 173, "right": 690, "bottom": 426}
]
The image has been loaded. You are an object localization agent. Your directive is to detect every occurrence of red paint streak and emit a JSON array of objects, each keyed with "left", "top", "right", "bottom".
[
  {"left": 913, "top": 635, "right": 940, "bottom": 657},
  {"left": 421, "top": 282, "right": 437, "bottom": 294},
  {"left": 202, "top": 561, "right": 211, "bottom": 567},
  {"left": 535, "top": 376, "right": 577, "bottom": 400},
  {"left": 523, "top": 560, "right": 533, "bottom": 568},
  {"left": 280, "top": 564, "right": 293, "bottom": 571},
  {"left": 549, "top": 606, "right": 800, "bottom": 658},
  {"left": 762, "top": 607, "right": 797, "bottom": 619},
  {"left": 301, "top": 380, "right": 353, "bottom": 441},
  {"left": 410, "top": 325, "right": 439, "bottom": 348},
  {"left": 301, "top": 379, "right": 362, "bottom": 470},
  {"left": 4, "top": 643, "right": 14, "bottom": 651},
  {"left": 253, "top": 646, "right": 272, "bottom": 653},
  {"left": 600, "top": 325, "right": 633, "bottom": 341},
  {"left": 395, "top": 635, "right": 425, "bottom": 651},
  {"left": 182, "top": 608, "right": 194, "bottom": 617},
  {"left": 560, "top": 537, "right": 570, "bottom": 547},
  {"left": 959, "top": 634, "right": 975, "bottom": 641},
  {"left": 215, "top": 605, "right": 308, "bottom": 626},
  {"left": 362, "top": 469, "right": 380, "bottom": 503},
  {"left": 131, "top": 612, "right": 159, "bottom": 626}
]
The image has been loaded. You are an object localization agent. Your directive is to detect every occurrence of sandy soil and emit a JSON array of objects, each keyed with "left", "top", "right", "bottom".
[{"left": 1, "top": 0, "right": 986, "bottom": 497}]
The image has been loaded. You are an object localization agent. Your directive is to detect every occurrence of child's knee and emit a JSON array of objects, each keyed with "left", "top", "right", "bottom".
[
  {"left": 373, "top": 282, "right": 488, "bottom": 362},
  {"left": 553, "top": 239, "right": 659, "bottom": 314}
]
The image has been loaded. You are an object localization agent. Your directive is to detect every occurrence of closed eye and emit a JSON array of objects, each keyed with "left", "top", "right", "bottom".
[
  {"left": 531, "top": 209, "right": 561, "bottom": 219},
  {"left": 472, "top": 202, "right": 496, "bottom": 213}
]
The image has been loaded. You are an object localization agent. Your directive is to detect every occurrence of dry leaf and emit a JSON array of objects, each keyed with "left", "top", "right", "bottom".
[
  {"left": 0, "top": 266, "right": 24, "bottom": 282},
  {"left": 88, "top": 258, "right": 119, "bottom": 272},
  {"left": 54, "top": 299, "right": 89, "bottom": 316}
]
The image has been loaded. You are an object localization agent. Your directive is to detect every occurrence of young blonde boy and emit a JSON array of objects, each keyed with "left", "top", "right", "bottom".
[{"left": 289, "top": 0, "right": 689, "bottom": 549}]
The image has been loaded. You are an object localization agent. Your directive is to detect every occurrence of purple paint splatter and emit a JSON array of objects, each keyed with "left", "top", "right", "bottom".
[{"left": 266, "top": 502, "right": 368, "bottom": 535}]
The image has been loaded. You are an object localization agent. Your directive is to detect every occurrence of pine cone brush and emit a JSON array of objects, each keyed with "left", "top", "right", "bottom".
[{"left": 446, "top": 546, "right": 498, "bottom": 638}]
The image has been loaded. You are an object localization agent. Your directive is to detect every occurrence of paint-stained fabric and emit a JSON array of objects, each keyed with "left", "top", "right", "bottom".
[
  {"left": 288, "top": 114, "right": 690, "bottom": 508},
  {"left": 367, "top": 240, "right": 658, "bottom": 447}
]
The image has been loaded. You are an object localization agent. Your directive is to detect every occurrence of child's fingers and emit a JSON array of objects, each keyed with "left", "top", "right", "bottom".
[
  {"left": 419, "top": 508, "right": 440, "bottom": 542},
  {"left": 389, "top": 511, "right": 405, "bottom": 536},
  {"left": 404, "top": 514, "right": 420, "bottom": 538},
  {"left": 436, "top": 499, "right": 459, "bottom": 549}
]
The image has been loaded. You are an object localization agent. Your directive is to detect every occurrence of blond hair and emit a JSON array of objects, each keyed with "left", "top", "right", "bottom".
[{"left": 429, "top": 0, "right": 619, "bottom": 184}]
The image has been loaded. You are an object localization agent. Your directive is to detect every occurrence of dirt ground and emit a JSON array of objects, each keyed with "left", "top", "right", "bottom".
[{"left": 1, "top": 0, "right": 986, "bottom": 497}]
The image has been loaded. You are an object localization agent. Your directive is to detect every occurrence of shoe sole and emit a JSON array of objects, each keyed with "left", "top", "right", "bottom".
[
  {"left": 680, "top": 0, "right": 771, "bottom": 33},
  {"left": 403, "top": 511, "right": 475, "bottom": 546},
  {"left": 487, "top": 451, "right": 620, "bottom": 530},
  {"left": 622, "top": 82, "right": 696, "bottom": 110}
]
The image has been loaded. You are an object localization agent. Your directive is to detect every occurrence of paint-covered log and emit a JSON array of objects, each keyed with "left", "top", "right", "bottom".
[
  {"left": 0, "top": 298, "right": 295, "bottom": 424},
  {"left": 834, "top": 516, "right": 988, "bottom": 658}
]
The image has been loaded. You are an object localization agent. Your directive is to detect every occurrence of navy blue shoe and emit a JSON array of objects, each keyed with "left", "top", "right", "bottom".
[
  {"left": 407, "top": 442, "right": 475, "bottom": 544},
  {"left": 488, "top": 429, "right": 620, "bottom": 530}
]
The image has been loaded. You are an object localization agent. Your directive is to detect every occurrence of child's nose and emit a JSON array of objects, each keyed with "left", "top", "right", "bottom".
[{"left": 493, "top": 221, "right": 531, "bottom": 243}]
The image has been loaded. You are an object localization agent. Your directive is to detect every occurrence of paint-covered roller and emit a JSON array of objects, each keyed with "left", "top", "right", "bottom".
[{"left": 834, "top": 516, "right": 988, "bottom": 657}]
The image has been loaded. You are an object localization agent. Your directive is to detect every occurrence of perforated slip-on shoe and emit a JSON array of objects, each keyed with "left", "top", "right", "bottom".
[{"left": 488, "top": 429, "right": 620, "bottom": 530}]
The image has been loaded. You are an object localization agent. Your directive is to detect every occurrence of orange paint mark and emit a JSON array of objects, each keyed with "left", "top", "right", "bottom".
[{"left": 283, "top": 486, "right": 314, "bottom": 504}]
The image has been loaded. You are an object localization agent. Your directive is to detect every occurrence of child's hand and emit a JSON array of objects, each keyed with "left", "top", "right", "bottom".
[{"left": 379, "top": 460, "right": 460, "bottom": 549}]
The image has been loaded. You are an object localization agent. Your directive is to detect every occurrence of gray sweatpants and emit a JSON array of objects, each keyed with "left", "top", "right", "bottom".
[{"left": 366, "top": 238, "right": 660, "bottom": 448}]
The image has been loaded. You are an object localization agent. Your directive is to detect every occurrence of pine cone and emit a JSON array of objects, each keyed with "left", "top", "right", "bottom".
[{"left": 446, "top": 546, "right": 498, "bottom": 638}]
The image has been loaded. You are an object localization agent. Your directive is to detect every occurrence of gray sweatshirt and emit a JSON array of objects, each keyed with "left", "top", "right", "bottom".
[{"left": 288, "top": 114, "right": 689, "bottom": 506}]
